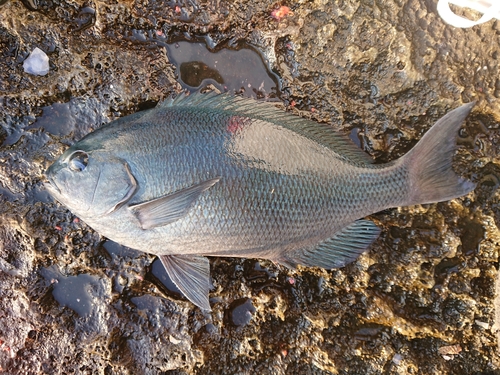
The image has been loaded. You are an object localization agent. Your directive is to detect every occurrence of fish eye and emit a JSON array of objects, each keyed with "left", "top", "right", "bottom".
[{"left": 68, "top": 150, "right": 89, "bottom": 172}]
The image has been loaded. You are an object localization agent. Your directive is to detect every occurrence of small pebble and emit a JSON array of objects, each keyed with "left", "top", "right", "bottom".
[
  {"left": 392, "top": 353, "right": 403, "bottom": 365},
  {"left": 23, "top": 47, "right": 50, "bottom": 76}
]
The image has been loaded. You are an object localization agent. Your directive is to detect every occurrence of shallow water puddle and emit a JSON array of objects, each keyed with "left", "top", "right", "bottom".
[
  {"left": 164, "top": 41, "right": 281, "bottom": 98},
  {"left": 41, "top": 266, "right": 104, "bottom": 317},
  {"left": 227, "top": 298, "right": 256, "bottom": 327},
  {"left": 6, "top": 97, "right": 108, "bottom": 148},
  {"left": 30, "top": 102, "right": 76, "bottom": 136}
]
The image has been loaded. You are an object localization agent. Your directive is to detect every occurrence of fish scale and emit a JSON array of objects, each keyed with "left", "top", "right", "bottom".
[{"left": 45, "top": 93, "right": 475, "bottom": 310}]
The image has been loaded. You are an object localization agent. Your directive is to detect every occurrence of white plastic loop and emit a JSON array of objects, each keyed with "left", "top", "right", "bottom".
[{"left": 437, "top": 0, "right": 500, "bottom": 28}]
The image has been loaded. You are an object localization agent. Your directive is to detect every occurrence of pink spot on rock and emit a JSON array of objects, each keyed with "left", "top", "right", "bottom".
[{"left": 271, "top": 6, "right": 292, "bottom": 21}]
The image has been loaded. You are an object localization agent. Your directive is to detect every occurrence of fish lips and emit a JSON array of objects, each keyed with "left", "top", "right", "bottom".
[
  {"left": 44, "top": 161, "right": 65, "bottom": 195},
  {"left": 44, "top": 175, "right": 62, "bottom": 196}
]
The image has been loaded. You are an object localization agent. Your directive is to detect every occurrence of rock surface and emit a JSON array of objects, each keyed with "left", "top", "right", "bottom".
[{"left": 0, "top": 0, "right": 499, "bottom": 374}]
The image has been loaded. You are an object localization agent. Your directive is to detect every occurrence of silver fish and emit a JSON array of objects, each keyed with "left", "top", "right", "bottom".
[{"left": 44, "top": 93, "right": 475, "bottom": 310}]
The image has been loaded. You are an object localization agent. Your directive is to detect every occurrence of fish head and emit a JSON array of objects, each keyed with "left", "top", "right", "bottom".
[{"left": 45, "top": 145, "right": 138, "bottom": 218}]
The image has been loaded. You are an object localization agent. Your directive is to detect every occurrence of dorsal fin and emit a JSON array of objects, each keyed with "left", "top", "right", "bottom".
[{"left": 159, "top": 92, "right": 374, "bottom": 165}]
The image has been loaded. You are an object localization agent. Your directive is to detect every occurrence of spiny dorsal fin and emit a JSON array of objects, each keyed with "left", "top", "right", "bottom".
[{"left": 159, "top": 92, "right": 374, "bottom": 165}]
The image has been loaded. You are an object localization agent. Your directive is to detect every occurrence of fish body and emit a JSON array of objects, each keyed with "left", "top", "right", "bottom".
[{"left": 45, "top": 93, "right": 475, "bottom": 310}]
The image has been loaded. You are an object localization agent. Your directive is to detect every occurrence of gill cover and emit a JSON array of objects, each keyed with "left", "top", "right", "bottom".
[{"left": 45, "top": 148, "right": 138, "bottom": 218}]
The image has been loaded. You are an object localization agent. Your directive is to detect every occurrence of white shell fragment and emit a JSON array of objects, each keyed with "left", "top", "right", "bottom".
[
  {"left": 475, "top": 320, "right": 489, "bottom": 330},
  {"left": 23, "top": 47, "right": 50, "bottom": 76},
  {"left": 437, "top": 0, "right": 500, "bottom": 28},
  {"left": 438, "top": 344, "right": 462, "bottom": 361}
]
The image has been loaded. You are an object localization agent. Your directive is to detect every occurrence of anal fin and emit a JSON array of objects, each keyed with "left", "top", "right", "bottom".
[
  {"left": 280, "top": 220, "right": 381, "bottom": 269},
  {"left": 159, "top": 254, "right": 212, "bottom": 311}
]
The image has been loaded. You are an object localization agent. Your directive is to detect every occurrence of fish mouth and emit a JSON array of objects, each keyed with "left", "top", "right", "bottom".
[{"left": 44, "top": 176, "right": 61, "bottom": 195}]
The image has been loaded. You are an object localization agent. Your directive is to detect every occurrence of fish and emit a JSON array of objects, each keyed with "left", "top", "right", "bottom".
[{"left": 44, "top": 93, "right": 476, "bottom": 311}]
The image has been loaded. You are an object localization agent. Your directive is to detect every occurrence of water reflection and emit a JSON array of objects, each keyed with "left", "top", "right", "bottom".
[{"left": 165, "top": 41, "right": 281, "bottom": 99}]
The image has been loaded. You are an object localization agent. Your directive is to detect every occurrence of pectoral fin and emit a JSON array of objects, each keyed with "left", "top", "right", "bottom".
[
  {"left": 280, "top": 220, "right": 381, "bottom": 269},
  {"left": 129, "top": 178, "right": 220, "bottom": 230},
  {"left": 159, "top": 254, "right": 212, "bottom": 311}
]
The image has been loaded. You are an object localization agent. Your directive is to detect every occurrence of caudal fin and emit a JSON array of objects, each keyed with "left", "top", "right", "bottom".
[{"left": 402, "top": 103, "right": 476, "bottom": 205}]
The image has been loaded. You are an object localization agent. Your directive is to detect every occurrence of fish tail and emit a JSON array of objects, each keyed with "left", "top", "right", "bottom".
[{"left": 402, "top": 103, "right": 476, "bottom": 205}]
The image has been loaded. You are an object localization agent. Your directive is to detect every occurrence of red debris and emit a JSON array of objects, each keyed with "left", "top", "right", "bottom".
[
  {"left": 73, "top": 217, "right": 80, "bottom": 223},
  {"left": 54, "top": 225, "right": 62, "bottom": 231},
  {"left": 271, "top": 5, "right": 292, "bottom": 21},
  {"left": 175, "top": 5, "right": 181, "bottom": 14}
]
